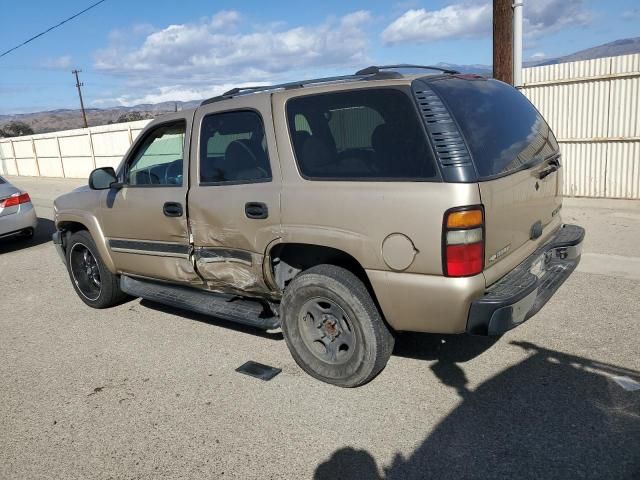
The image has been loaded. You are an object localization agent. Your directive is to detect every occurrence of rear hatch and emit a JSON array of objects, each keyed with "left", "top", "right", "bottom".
[{"left": 426, "top": 77, "right": 563, "bottom": 281}]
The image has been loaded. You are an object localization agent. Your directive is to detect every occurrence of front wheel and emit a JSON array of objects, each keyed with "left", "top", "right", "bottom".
[
  {"left": 65, "top": 230, "right": 127, "bottom": 308},
  {"left": 281, "top": 265, "right": 394, "bottom": 387}
]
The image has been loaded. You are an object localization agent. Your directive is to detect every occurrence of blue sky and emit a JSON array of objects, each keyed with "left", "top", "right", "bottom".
[{"left": 1, "top": 0, "right": 638, "bottom": 114}]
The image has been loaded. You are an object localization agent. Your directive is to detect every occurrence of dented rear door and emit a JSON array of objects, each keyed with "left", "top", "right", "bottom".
[{"left": 187, "top": 94, "right": 282, "bottom": 296}]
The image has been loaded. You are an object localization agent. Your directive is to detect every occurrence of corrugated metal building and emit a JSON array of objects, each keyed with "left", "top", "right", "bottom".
[{"left": 520, "top": 53, "right": 639, "bottom": 198}]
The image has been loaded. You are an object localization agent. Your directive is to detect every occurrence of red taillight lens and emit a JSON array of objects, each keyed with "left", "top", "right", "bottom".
[
  {"left": 443, "top": 207, "right": 484, "bottom": 277},
  {"left": 0, "top": 192, "right": 31, "bottom": 208},
  {"left": 446, "top": 242, "right": 484, "bottom": 276}
]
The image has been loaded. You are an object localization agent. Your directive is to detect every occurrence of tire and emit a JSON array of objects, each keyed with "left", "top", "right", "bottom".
[
  {"left": 65, "top": 230, "right": 127, "bottom": 308},
  {"left": 281, "top": 265, "right": 394, "bottom": 387}
]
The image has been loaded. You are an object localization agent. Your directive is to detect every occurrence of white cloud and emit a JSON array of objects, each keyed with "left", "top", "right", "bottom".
[
  {"left": 382, "top": 4, "right": 491, "bottom": 44},
  {"left": 530, "top": 52, "right": 546, "bottom": 60},
  {"left": 93, "top": 10, "right": 371, "bottom": 97},
  {"left": 382, "top": 0, "right": 591, "bottom": 44},
  {"left": 622, "top": 9, "right": 640, "bottom": 21},
  {"left": 210, "top": 10, "right": 241, "bottom": 30},
  {"left": 93, "top": 82, "right": 269, "bottom": 107},
  {"left": 524, "top": 0, "right": 591, "bottom": 38},
  {"left": 92, "top": 10, "right": 372, "bottom": 107},
  {"left": 43, "top": 55, "right": 73, "bottom": 69}
]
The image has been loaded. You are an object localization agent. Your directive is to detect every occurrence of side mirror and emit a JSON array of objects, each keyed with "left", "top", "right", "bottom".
[{"left": 89, "top": 167, "right": 119, "bottom": 190}]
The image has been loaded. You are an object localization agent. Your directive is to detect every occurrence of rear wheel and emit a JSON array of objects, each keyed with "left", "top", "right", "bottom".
[
  {"left": 65, "top": 230, "right": 127, "bottom": 308},
  {"left": 281, "top": 265, "right": 394, "bottom": 387}
]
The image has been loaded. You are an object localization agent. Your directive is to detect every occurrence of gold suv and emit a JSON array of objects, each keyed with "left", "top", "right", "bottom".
[{"left": 53, "top": 65, "right": 584, "bottom": 387}]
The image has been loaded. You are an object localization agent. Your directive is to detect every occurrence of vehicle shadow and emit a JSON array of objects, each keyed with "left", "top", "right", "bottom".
[
  {"left": 394, "top": 331, "right": 499, "bottom": 362},
  {"left": 393, "top": 332, "right": 499, "bottom": 396},
  {"left": 315, "top": 341, "right": 640, "bottom": 480},
  {"left": 0, "top": 217, "right": 56, "bottom": 254},
  {"left": 138, "top": 299, "right": 284, "bottom": 341}
]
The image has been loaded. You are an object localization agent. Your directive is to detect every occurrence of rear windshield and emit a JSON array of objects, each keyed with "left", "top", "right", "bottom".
[
  {"left": 286, "top": 88, "right": 438, "bottom": 181},
  {"left": 429, "top": 78, "right": 558, "bottom": 179}
]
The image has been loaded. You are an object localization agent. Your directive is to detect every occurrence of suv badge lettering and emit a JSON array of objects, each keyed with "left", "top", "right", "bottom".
[{"left": 489, "top": 244, "right": 511, "bottom": 263}]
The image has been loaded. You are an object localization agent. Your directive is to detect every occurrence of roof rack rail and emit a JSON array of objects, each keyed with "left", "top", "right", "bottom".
[
  {"left": 200, "top": 69, "right": 406, "bottom": 105},
  {"left": 221, "top": 86, "right": 270, "bottom": 96},
  {"left": 355, "top": 64, "right": 459, "bottom": 75},
  {"left": 202, "top": 74, "right": 377, "bottom": 105}
]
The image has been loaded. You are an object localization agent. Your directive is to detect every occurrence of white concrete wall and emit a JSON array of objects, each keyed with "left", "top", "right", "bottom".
[{"left": 0, "top": 120, "right": 151, "bottom": 179}]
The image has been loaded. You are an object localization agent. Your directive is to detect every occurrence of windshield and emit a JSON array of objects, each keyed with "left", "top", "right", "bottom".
[{"left": 429, "top": 77, "right": 559, "bottom": 179}]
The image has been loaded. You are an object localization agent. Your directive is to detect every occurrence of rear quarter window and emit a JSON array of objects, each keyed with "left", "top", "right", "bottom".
[
  {"left": 286, "top": 88, "right": 438, "bottom": 181},
  {"left": 429, "top": 78, "right": 559, "bottom": 179}
]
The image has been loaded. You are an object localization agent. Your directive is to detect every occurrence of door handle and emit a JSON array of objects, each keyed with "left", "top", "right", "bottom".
[
  {"left": 245, "top": 202, "right": 268, "bottom": 219},
  {"left": 163, "top": 202, "right": 183, "bottom": 217}
]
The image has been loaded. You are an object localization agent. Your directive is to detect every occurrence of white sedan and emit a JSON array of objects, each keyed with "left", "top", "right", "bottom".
[{"left": 0, "top": 176, "right": 37, "bottom": 240}]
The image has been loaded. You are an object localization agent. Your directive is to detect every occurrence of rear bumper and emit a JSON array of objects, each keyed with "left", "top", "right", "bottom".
[
  {"left": 467, "top": 224, "right": 585, "bottom": 336},
  {"left": 0, "top": 204, "right": 38, "bottom": 238}
]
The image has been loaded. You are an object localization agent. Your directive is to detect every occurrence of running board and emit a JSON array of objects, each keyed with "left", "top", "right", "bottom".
[{"left": 120, "top": 276, "right": 280, "bottom": 330}]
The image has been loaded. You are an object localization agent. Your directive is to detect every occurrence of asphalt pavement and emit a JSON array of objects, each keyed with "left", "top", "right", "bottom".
[{"left": 1, "top": 176, "right": 639, "bottom": 479}]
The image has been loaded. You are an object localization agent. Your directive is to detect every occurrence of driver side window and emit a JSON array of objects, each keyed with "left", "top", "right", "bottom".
[{"left": 126, "top": 121, "right": 186, "bottom": 186}]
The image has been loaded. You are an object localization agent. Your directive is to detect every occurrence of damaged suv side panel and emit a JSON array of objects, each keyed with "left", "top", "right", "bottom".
[
  {"left": 187, "top": 93, "right": 282, "bottom": 297},
  {"left": 53, "top": 66, "right": 584, "bottom": 387}
]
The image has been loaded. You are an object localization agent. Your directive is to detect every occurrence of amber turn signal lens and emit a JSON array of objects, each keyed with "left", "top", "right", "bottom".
[{"left": 446, "top": 209, "right": 483, "bottom": 229}]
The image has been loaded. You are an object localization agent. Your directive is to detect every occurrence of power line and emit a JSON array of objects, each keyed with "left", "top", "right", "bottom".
[{"left": 0, "top": 0, "right": 108, "bottom": 59}]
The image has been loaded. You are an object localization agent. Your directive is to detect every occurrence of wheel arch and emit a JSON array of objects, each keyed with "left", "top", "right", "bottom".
[
  {"left": 56, "top": 213, "right": 116, "bottom": 273},
  {"left": 267, "top": 242, "right": 384, "bottom": 316}
]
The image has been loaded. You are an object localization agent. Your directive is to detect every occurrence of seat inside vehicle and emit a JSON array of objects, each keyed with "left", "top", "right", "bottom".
[{"left": 200, "top": 110, "right": 271, "bottom": 183}]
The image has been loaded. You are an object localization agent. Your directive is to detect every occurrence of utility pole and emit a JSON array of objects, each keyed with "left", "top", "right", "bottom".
[
  {"left": 72, "top": 69, "right": 89, "bottom": 128},
  {"left": 493, "top": 0, "right": 513, "bottom": 85}
]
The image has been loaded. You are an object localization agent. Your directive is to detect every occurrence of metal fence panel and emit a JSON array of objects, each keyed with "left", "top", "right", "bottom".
[{"left": 522, "top": 53, "right": 640, "bottom": 198}]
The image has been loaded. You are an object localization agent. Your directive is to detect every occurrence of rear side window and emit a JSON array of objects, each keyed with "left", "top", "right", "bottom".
[
  {"left": 286, "top": 88, "right": 438, "bottom": 181},
  {"left": 429, "top": 78, "right": 559, "bottom": 179},
  {"left": 200, "top": 110, "right": 271, "bottom": 184},
  {"left": 0, "top": 176, "right": 5, "bottom": 184}
]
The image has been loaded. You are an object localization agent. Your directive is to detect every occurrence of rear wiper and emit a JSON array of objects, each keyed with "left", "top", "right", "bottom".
[
  {"left": 538, "top": 154, "right": 562, "bottom": 179},
  {"left": 539, "top": 165, "right": 559, "bottom": 180}
]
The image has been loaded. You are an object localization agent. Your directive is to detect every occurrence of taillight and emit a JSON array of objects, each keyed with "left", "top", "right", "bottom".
[
  {"left": 0, "top": 192, "right": 31, "bottom": 209},
  {"left": 443, "top": 206, "right": 484, "bottom": 277}
]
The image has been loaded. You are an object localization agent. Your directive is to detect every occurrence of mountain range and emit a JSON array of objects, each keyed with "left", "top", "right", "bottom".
[
  {"left": 2, "top": 36, "right": 638, "bottom": 135},
  {"left": 437, "top": 36, "right": 640, "bottom": 76}
]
